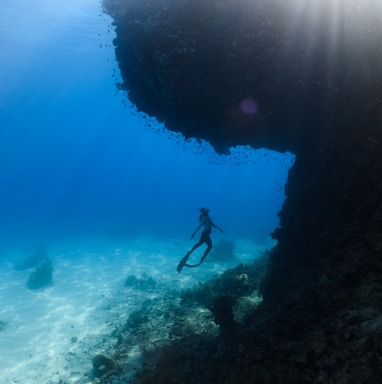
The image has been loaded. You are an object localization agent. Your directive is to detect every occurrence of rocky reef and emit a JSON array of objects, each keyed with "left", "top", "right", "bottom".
[
  {"left": 102, "top": 0, "right": 382, "bottom": 382},
  {"left": 93, "top": 258, "right": 269, "bottom": 384}
]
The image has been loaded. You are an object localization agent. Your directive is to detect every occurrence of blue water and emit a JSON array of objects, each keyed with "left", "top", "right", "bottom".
[
  {"left": 0, "top": 1, "right": 296, "bottom": 382},
  {"left": 0, "top": 0, "right": 294, "bottom": 252}
]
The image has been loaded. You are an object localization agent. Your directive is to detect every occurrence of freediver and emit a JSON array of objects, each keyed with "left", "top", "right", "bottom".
[{"left": 176, "top": 208, "right": 223, "bottom": 273}]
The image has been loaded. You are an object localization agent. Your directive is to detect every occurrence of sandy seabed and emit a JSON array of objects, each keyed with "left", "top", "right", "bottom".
[{"left": 0, "top": 237, "right": 269, "bottom": 384}]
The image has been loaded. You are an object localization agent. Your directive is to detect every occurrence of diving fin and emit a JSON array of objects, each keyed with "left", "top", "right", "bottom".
[
  {"left": 185, "top": 255, "right": 206, "bottom": 268},
  {"left": 176, "top": 252, "right": 190, "bottom": 274}
]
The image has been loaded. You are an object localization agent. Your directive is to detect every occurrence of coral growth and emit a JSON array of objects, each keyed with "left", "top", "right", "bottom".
[{"left": 180, "top": 256, "right": 269, "bottom": 306}]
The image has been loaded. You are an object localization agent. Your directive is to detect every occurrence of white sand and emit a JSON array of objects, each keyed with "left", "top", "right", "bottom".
[{"left": 0, "top": 237, "right": 270, "bottom": 384}]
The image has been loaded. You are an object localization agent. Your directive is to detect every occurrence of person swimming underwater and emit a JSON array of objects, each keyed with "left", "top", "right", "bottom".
[{"left": 176, "top": 208, "right": 223, "bottom": 274}]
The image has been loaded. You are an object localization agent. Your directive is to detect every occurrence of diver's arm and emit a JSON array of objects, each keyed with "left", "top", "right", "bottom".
[
  {"left": 212, "top": 221, "right": 223, "bottom": 232},
  {"left": 191, "top": 222, "right": 203, "bottom": 238}
]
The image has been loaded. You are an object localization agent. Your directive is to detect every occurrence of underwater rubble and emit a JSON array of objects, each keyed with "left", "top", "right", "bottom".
[
  {"left": 90, "top": 257, "right": 269, "bottom": 383},
  {"left": 124, "top": 274, "right": 157, "bottom": 291}
]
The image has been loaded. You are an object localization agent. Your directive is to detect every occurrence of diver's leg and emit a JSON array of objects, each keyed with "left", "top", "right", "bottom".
[
  {"left": 178, "top": 237, "right": 204, "bottom": 273},
  {"left": 201, "top": 236, "right": 212, "bottom": 261},
  {"left": 189, "top": 232, "right": 204, "bottom": 253},
  {"left": 177, "top": 249, "right": 194, "bottom": 273},
  {"left": 190, "top": 241, "right": 202, "bottom": 253}
]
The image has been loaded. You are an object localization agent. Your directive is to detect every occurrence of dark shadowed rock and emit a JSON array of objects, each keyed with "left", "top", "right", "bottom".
[
  {"left": 92, "top": 354, "right": 117, "bottom": 379},
  {"left": 0, "top": 320, "right": 7, "bottom": 331},
  {"left": 101, "top": 1, "right": 382, "bottom": 382},
  {"left": 26, "top": 260, "right": 54, "bottom": 290}
]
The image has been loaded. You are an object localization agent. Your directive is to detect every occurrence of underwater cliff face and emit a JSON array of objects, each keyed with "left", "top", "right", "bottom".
[
  {"left": 103, "top": 0, "right": 382, "bottom": 381},
  {"left": 102, "top": 0, "right": 381, "bottom": 154}
]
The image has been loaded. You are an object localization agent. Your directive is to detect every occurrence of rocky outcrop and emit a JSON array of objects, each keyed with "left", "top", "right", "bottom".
[
  {"left": 102, "top": 0, "right": 381, "bottom": 154},
  {"left": 102, "top": 0, "right": 382, "bottom": 382},
  {"left": 253, "top": 129, "right": 382, "bottom": 382},
  {"left": 26, "top": 259, "right": 54, "bottom": 290}
]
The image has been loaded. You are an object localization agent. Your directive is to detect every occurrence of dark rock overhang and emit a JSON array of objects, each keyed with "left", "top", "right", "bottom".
[{"left": 102, "top": 0, "right": 382, "bottom": 155}]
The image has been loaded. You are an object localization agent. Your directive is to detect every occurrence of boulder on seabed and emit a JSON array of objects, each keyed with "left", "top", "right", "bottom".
[
  {"left": 0, "top": 319, "right": 7, "bottom": 331},
  {"left": 26, "top": 259, "right": 54, "bottom": 290}
]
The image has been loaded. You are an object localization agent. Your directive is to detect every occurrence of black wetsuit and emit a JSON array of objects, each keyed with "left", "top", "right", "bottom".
[
  {"left": 193, "top": 229, "right": 212, "bottom": 252},
  {"left": 176, "top": 213, "right": 221, "bottom": 273}
]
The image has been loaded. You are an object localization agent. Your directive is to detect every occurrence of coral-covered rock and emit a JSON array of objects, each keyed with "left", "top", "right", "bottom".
[{"left": 92, "top": 354, "right": 117, "bottom": 379}]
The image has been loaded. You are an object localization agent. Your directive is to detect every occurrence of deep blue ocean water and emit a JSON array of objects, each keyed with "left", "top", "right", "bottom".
[
  {"left": 0, "top": 0, "right": 294, "bottom": 252},
  {"left": 0, "top": 1, "right": 296, "bottom": 382}
]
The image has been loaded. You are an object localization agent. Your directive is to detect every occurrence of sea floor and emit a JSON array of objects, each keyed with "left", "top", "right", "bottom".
[{"left": 0, "top": 237, "right": 271, "bottom": 384}]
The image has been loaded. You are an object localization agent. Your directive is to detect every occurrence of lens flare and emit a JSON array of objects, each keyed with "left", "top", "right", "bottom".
[{"left": 240, "top": 97, "right": 258, "bottom": 116}]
